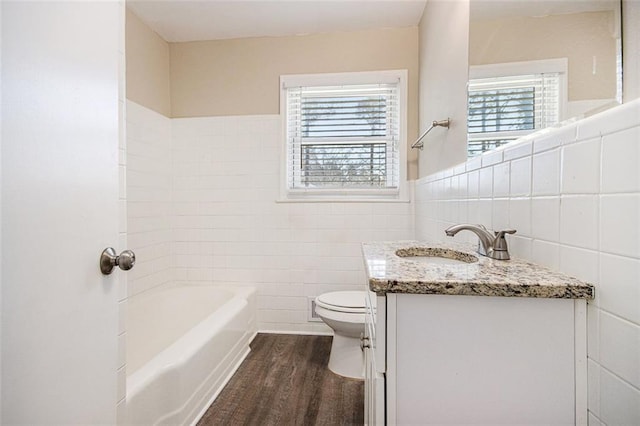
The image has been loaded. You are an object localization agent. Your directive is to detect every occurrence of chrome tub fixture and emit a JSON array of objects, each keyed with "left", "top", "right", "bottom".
[{"left": 411, "top": 118, "right": 450, "bottom": 150}]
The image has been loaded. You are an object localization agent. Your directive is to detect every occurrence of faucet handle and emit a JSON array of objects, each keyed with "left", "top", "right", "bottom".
[
  {"left": 492, "top": 229, "right": 517, "bottom": 260},
  {"left": 494, "top": 229, "right": 517, "bottom": 239},
  {"left": 493, "top": 229, "right": 517, "bottom": 252}
]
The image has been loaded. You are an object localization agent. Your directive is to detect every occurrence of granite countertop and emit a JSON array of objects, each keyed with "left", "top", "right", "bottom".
[{"left": 362, "top": 240, "right": 594, "bottom": 299}]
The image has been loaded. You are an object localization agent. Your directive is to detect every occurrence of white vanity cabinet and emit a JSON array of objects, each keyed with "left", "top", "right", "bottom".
[
  {"left": 364, "top": 291, "right": 588, "bottom": 425},
  {"left": 362, "top": 241, "right": 593, "bottom": 425},
  {"left": 363, "top": 290, "right": 385, "bottom": 425}
]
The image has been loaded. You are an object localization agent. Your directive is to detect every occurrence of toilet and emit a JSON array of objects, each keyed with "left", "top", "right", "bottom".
[{"left": 314, "top": 291, "right": 367, "bottom": 379}]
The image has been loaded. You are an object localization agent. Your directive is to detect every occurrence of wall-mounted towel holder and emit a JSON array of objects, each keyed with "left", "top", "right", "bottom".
[{"left": 411, "top": 118, "right": 450, "bottom": 150}]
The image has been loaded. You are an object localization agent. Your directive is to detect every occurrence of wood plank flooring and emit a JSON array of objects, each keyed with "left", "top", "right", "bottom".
[{"left": 198, "top": 333, "right": 364, "bottom": 426}]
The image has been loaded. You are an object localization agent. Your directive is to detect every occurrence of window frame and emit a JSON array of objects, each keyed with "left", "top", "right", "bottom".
[
  {"left": 279, "top": 70, "right": 408, "bottom": 202},
  {"left": 467, "top": 58, "right": 568, "bottom": 157}
]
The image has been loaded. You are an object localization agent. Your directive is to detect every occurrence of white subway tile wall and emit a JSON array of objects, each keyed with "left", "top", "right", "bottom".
[
  {"left": 493, "top": 162, "right": 510, "bottom": 197},
  {"left": 559, "top": 195, "right": 599, "bottom": 250},
  {"left": 601, "top": 127, "right": 640, "bottom": 193},
  {"left": 171, "top": 115, "right": 414, "bottom": 333},
  {"left": 415, "top": 99, "right": 640, "bottom": 425},
  {"left": 532, "top": 148, "right": 561, "bottom": 195},
  {"left": 126, "top": 102, "right": 414, "bottom": 334},
  {"left": 126, "top": 102, "right": 173, "bottom": 298},
  {"left": 510, "top": 156, "right": 532, "bottom": 197},
  {"left": 562, "top": 138, "right": 601, "bottom": 194}
]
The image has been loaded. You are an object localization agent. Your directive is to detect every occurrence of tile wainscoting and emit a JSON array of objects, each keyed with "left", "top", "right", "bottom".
[
  {"left": 415, "top": 100, "right": 640, "bottom": 425},
  {"left": 126, "top": 101, "right": 415, "bottom": 333}
]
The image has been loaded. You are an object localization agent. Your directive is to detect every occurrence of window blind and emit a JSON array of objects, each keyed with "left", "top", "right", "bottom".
[
  {"left": 286, "top": 83, "right": 399, "bottom": 191},
  {"left": 467, "top": 73, "right": 560, "bottom": 156}
]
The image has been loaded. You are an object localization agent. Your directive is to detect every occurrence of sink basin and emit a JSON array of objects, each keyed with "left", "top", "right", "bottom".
[{"left": 395, "top": 247, "right": 478, "bottom": 265}]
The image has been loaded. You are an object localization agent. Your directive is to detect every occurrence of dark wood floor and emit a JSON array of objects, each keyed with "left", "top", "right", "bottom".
[{"left": 198, "top": 333, "right": 364, "bottom": 426}]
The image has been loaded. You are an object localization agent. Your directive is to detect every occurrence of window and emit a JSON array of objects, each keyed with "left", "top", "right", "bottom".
[
  {"left": 468, "top": 59, "right": 566, "bottom": 157},
  {"left": 281, "top": 71, "right": 406, "bottom": 200}
]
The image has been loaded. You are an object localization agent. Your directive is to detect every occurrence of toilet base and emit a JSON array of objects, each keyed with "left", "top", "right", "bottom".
[{"left": 328, "top": 333, "right": 364, "bottom": 380}]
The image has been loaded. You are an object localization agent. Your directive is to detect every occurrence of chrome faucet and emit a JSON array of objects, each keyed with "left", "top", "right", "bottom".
[{"left": 444, "top": 224, "right": 516, "bottom": 260}]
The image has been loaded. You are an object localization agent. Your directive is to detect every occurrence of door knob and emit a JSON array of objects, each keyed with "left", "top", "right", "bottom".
[{"left": 100, "top": 247, "right": 136, "bottom": 275}]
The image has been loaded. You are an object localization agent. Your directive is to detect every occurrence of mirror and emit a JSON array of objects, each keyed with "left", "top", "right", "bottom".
[{"left": 467, "top": 0, "right": 622, "bottom": 156}]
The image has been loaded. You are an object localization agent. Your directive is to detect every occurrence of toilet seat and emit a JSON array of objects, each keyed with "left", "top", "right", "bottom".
[{"left": 315, "top": 291, "right": 366, "bottom": 314}]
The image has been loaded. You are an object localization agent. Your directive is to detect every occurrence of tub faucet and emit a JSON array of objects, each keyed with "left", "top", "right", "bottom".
[{"left": 444, "top": 224, "right": 516, "bottom": 260}]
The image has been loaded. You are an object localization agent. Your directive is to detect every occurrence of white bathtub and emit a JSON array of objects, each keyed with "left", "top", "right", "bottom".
[{"left": 125, "top": 285, "right": 256, "bottom": 425}]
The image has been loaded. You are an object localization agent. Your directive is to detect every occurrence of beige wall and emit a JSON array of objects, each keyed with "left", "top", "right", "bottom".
[
  {"left": 470, "top": 11, "right": 617, "bottom": 101},
  {"left": 169, "top": 28, "right": 420, "bottom": 179},
  {"left": 125, "top": 1, "right": 637, "bottom": 179},
  {"left": 126, "top": 8, "right": 171, "bottom": 117},
  {"left": 418, "top": 0, "right": 470, "bottom": 178},
  {"left": 623, "top": 0, "right": 640, "bottom": 102}
]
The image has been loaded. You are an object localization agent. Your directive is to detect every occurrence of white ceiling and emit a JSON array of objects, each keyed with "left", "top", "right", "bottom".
[{"left": 127, "top": 0, "right": 428, "bottom": 43}]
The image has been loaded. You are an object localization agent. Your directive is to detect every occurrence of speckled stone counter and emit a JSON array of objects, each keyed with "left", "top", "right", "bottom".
[{"left": 363, "top": 241, "right": 594, "bottom": 299}]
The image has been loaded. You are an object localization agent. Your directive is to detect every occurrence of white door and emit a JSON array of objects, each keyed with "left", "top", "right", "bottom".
[{"left": 2, "top": 1, "right": 122, "bottom": 423}]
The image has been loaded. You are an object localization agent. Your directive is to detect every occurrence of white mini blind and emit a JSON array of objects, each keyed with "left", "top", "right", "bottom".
[
  {"left": 468, "top": 73, "right": 560, "bottom": 157},
  {"left": 286, "top": 83, "right": 400, "bottom": 191}
]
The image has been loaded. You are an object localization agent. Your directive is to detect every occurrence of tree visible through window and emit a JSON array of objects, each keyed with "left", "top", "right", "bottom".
[
  {"left": 285, "top": 82, "right": 400, "bottom": 192},
  {"left": 468, "top": 73, "right": 560, "bottom": 157},
  {"left": 301, "top": 143, "right": 387, "bottom": 187}
]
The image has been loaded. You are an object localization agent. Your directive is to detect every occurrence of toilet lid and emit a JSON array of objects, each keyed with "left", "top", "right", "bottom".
[{"left": 316, "top": 291, "right": 366, "bottom": 313}]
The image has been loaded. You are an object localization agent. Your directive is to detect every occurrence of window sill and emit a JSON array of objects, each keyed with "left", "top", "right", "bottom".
[
  {"left": 278, "top": 185, "right": 411, "bottom": 203},
  {"left": 276, "top": 197, "right": 411, "bottom": 204}
]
